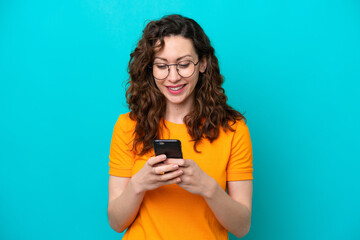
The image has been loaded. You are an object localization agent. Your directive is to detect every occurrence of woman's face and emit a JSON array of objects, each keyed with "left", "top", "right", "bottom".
[{"left": 153, "top": 35, "right": 207, "bottom": 110}]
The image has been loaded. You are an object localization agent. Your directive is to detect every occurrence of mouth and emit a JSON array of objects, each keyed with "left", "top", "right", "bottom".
[{"left": 166, "top": 84, "right": 186, "bottom": 94}]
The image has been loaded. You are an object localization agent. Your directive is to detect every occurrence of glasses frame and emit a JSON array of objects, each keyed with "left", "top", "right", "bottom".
[{"left": 151, "top": 60, "right": 200, "bottom": 80}]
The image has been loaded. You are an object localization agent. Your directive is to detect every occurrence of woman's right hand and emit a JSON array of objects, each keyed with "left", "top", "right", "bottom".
[{"left": 130, "top": 154, "right": 184, "bottom": 194}]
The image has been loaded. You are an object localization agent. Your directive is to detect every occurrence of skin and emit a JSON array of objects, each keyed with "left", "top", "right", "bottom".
[
  {"left": 153, "top": 36, "right": 207, "bottom": 123},
  {"left": 108, "top": 35, "right": 253, "bottom": 238}
]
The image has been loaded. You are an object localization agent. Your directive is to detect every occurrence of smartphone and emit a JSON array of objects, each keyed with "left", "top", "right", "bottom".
[{"left": 153, "top": 139, "right": 183, "bottom": 158}]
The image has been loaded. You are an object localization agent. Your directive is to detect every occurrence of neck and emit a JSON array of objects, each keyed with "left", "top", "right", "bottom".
[{"left": 164, "top": 99, "right": 193, "bottom": 124}]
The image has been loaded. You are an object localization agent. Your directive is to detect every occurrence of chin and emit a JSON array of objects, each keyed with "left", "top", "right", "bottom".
[{"left": 166, "top": 95, "right": 188, "bottom": 105}]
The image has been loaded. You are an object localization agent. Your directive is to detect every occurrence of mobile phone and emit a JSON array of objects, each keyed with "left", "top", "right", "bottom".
[{"left": 153, "top": 139, "right": 183, "bottom": 159}]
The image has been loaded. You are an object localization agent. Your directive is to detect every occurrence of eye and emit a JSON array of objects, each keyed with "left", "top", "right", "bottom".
[
  {"left": 178, "top": 61, "right": 191, "bottom": 69},
  {"left": 154, "top": 64, "right": 168, "bottom": 70}
]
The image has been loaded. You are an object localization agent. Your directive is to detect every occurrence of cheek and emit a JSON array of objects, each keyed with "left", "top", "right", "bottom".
[
  {"left": 189, "top": 74, "right": 200, "bottom": 87},
  {"left": 154, "top": 81, "right": 163, "bottom": 90},
  {"left": 151, "top": 80, "right": 165, "bottom": 96}
]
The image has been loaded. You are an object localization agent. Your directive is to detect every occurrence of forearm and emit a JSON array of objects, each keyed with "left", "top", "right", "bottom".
[
  {"left": 203, "top": 180, "right": 251, "bottom": 238},
  {"left": 108, "top": 179, "right": 145, "bottom": 232}
]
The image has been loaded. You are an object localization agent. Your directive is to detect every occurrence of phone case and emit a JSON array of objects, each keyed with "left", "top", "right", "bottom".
[{"left": 153, "top": 139, "right": 183, "bottom": 158}]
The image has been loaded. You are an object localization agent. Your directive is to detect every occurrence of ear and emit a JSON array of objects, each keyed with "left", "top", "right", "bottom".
[{"left": 199, "top": 57, "right": 207, "bottom": 73}]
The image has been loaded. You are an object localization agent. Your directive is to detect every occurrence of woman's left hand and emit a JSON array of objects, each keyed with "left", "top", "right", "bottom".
[{"left": 165, "top": 158, "right": 216, "bottom": 197}]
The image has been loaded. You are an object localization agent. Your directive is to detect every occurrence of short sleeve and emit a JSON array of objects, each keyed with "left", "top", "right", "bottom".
[
  {"left": 109, "top": 113, "right": 136, "bottom": 177},
  {"left": 226, "top": 120, "right": 253, "bottom": 181}
]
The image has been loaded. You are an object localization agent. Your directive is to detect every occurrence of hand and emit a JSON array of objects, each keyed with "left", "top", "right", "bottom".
[
  {"left": 165, "top": 158, "right": 216, "bottom": 198},
  {"left": 131, "top": 154, "right": 183, "bottom": 194}
]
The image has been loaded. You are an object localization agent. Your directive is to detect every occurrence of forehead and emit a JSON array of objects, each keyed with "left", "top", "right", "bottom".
[{"left": 154, "top": 35, "right": 197, "bottom": 60}]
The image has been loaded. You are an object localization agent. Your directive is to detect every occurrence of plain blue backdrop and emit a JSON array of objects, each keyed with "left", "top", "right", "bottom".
[{"left": 1, "top": 0, "right": 359, "bottom": 239}]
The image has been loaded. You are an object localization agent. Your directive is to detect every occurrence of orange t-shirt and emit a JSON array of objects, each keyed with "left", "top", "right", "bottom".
[{"left": 109, "top": 112, "right": 253, "bottom": 240}]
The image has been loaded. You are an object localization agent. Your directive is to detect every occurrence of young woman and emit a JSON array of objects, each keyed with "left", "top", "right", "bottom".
[{"left": 108, "top": 14, "right": 253, "bottom": 239}]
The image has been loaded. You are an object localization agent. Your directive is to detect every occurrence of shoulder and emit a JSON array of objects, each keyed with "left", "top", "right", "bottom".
[
  {"left": 114, "top": 112, "right": 137, "bottom": 134},
  {"left": 216, "top": 118, "right": 250, "bottom": 144},
  {"left": 224, "top": 118, "right": 252, "bottom": 146},
  {"left": 229, "top": 118, "right": 252, "bottom": 149},
  {"left": 116, "top": 111, "right": 133, "bottom": 122},
  {"left": 229, "top": 118, "right": 250, "bottom": 135}
]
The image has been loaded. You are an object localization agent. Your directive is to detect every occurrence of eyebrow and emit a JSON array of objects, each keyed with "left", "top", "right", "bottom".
[{"left": 154, "top": 55, "right": 193, "bottom": 62}]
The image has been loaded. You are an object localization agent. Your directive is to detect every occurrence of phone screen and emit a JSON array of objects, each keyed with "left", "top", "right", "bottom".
[{"left": 153, "top": 139, "right": 183, "bottom": 158}]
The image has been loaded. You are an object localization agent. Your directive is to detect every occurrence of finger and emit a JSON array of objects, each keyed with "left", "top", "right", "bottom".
[
  {"left": 147, "top": 154, "right": 167, "bottom": 166},
  {"left": 178, "top": 159, "right": 191, "bottom": 167},
  {"left": 152, "top": 164, "right": 179, "bottom": 175},
  {"left": 164, "top": 158, "right": 185, "bottom": 166},
  {"left": 158, "top": 169, "right": 183, "bottom": 182},
  {"left": 178, "top": 175, "right": 189, "bottom": 184},
  {"left": 164, "top": 177, "right": 182, "bottom": 185}
]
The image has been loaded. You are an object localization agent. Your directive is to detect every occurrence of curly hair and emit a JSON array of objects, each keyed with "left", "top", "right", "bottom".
[{"left": 126, "top": 14, "right": 246, "bottom": 155}]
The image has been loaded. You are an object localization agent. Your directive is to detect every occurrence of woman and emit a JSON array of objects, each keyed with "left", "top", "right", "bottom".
[{"left": 108, "top": 14, "right": 253, "bottom": 239}]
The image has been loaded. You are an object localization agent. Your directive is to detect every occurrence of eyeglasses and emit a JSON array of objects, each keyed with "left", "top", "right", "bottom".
[{"left": 152, "top": 60, "right": 200, "bottom": 80}]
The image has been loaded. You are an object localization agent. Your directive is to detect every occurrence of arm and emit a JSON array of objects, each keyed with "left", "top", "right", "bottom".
[
  {"left": 202, "top": 119, "right": 252, "bottom": 237},
  {"left": 108, "top": 155, "right": 183, "bottom": 233},
  {"left": 203, "top": 179, "right": 252, "bottom": 238},
  {"left": 107, "top": 176, "right": 144, "bottom": 233}
]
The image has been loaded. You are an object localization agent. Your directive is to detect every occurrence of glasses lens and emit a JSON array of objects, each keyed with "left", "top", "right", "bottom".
[
  {"left": 153, "top": 64, "right": 169, "bottom": 80},
  {"left": 177, "top": 61, "right": 195, "bottom": 78},
  {"left": 152, "top": 61, "right": 196, "bottom": 80}
]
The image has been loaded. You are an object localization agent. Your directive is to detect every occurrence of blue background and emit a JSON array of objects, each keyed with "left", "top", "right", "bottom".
[{"left": 1, "top": 0, "right": 359, "bottom": 239}]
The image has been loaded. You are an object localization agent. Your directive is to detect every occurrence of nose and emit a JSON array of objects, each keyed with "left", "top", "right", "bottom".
[{"left": 167, "top": 65, "right": 181, "bottom": 82}]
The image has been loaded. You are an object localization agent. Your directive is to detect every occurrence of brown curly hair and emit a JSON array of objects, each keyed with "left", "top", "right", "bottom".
[{"left": 126, "top": 14, "right": 246, "bottom": 155}]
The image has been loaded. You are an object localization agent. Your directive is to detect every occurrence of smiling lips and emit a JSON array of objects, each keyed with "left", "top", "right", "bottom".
[{"left": 166, "top": 84, "right": 186, "bottom": 94}]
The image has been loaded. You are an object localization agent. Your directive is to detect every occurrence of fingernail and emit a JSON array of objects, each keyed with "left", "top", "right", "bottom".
[
  {"left": 173, "top": 165, "right": 179, "bottom": 169},
  {"left": 176, "top": 178, "right": 181, "bottom": 183}
]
